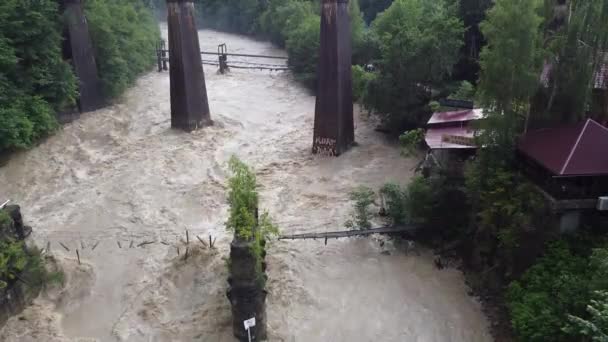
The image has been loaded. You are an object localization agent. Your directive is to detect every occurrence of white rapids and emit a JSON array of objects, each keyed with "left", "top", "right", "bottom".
[{"left": 0, "top": 25, "right": 492, "bottom": 342}]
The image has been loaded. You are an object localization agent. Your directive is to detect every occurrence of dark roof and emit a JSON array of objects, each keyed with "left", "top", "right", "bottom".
[
  {"left": 518, "top": 119, "right": 608, "bottom": 176},
  {"left": 427, "top": 109, "right": 484, "bottom": 126}
]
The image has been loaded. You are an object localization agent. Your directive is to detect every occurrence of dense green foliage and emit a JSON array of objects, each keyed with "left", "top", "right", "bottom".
[
  {"left": 568, "top": 291, "right": 608, "bottom": 341},
  {"left": 379, "top": 178, "right": 434, "bottom": 226},
  {"left": 449, "top": 81, "right": 475, "bottom": 101},
  {"left": 194, "top": 0, "right": 263, "bottom": 34},
  {"left": 226, "top": 156, "right": 278, "bottom": 280},
  {"left": 477, "top": 0, "right": 544, "bottom": 141},
  {"left": 346, "top": 175, "right": 453, "bottom": 229},
  {"left": 345, "top": 186, "right": 376, "bottom": 230},
  {"left": 358, "top": 0, "right": 464, "bottom": 130},
  {"left": 0, "top": 211, "right": 63, "bottom": 292},
  {"left": 85, "top": 0, "right": 160, "bottom": 99},
  {"left": 192, "top": 0, "right": 366, "bottom": 88},
  {"left": 0, "top": 0, "right": 158, "bottom": 153},
  {"left": 0, "top": 0, "right": 77, "bottom": 151},
  {"left": 465, "top": 156, "right": 546, "bottom": 249},
  {"left": 507, "top": 242, "right": 608, "bottom": 341},
  {"left": 259, "top": 0, "right": 365, "bottom": 88},
  {"left": 543, "top": 0, "right": 608, "bottom": 123},
  {"left": 358, "top": 0, "right": 393, "bottom": 24},
  {"left": 398, "top": 128, "right": 425, "bottom": 156}
]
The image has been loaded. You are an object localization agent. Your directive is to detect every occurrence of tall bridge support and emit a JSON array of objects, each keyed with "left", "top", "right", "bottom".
[
  {"left": 166, "top": 0, "right": 212, "bottom": 131},
  {"left": 313, "top": 0, "right": 354, "bottom": 157},
  {"left": 61, "top": 0, "right": 103, "bottom": 113}
]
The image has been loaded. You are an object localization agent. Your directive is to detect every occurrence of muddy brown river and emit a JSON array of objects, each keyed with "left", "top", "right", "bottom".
[{"left": 0, "top": 26, "right": 491, "bottom": 342}]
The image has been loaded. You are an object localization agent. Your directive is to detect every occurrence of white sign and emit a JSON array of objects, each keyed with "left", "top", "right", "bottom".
[{"left": 244, "top": 317, "right": 256, "bottom": 330}]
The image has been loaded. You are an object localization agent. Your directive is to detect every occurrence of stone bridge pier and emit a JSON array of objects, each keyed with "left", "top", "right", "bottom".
[
  {"left": 313, "top": 0, "right": 354, "bottom": 157},
  {"left": 166, "top": 0, "right": 212, "bottom": 131}
]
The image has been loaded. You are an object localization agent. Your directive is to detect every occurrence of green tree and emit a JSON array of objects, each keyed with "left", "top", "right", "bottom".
[
  {"left": 477, "top": 0, "right": 545, "bottom": 142},
  {"left": 507, "top": 241, "right": 593, "bottom": 342},
  {"left": 363, "top": 0, "right": 464, "bottom": 130},
  {"left": 0, "top": 0, "right": 77, "bottom": 151},
  {"left": 286, "top": 14, "right": 321, "bottom": 87},
  {"left": 85, "top": 0, "right": 160, "bottom": 99},
  {"left": 568, "top": 291, "right": 608, "bottom": 341},
  {"left": 346, "top": 186, "right": 376, "bottom": 230},
  {"left": 544, "top": 0, "right": 608, "bottom": 123},
  {"left": 359, "top": 0, "right": 393, "bottom": 24},
  {"left": 449, "top": 80, "right": 475, "bottom": 101}
]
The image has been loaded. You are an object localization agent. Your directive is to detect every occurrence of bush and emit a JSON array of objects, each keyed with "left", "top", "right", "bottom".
[
  {"left": 0, "top": 211, "right": 62, "bottom": 291},
  {"left": 465, "top": 158, "right": 545, "bottom": 248},
  {"left": 507, "top": 241, "right": 600, "bottom": 342},
  {"left": 352, "top": 65, "right": 377, "bottom": 103},
  {"left": 85, "top": 0, "right": 160, "bottom": 99},
  {"left": 399, "top": 128, "right": 425, "bottom": 156},
  {"left": 0, "top": 0, "right": 77, "bottom": 152},
  {"left": 225, "top": 156, "right": 278, "bottom": 282},
  {"left": 346, "top": 186, "right": 376, "bottom": 230},
  {"left": 449, "top": 80, "right": 475, "bottom": 101},
  {"left": 567, "top": 291, "right": 608, "bottom": 341},
  {"left": 363, "top": 0, "right": 464, "bottom": 130},
  {"left": 379, "top": 183, "right": 407, "bottom": 224},
  {"left": 285, "top": 15, "right": 321, "bottom": 88}
]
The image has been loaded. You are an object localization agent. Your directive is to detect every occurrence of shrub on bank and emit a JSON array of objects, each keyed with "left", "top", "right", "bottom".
[
  {"left": 507, "top": 240, "right": 608, "bottom": 341},
  {"left": 0, "top": 209, "right": 63, "bottom": 294},
  {"left": 0, "top": 0, "right": 159, "bottom": 153},
  {"left": 85, "top": 0, "right": 160, "bottom": 99},
  {"left": 0, "top": 0, "right": 77, "bottom": 151}
]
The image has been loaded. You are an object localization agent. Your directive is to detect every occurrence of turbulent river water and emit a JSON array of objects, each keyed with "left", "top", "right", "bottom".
[{"left": 0, "top": 26, "right": 491, "bottom": 342}]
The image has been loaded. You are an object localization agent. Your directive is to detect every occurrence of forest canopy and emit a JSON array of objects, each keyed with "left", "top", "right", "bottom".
[{"left": 0, "top": 0, "right": 158, "bottom": 153}]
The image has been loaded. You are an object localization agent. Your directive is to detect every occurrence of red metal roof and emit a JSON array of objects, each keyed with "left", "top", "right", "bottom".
[
  {"left": 425, "top": 126, "right": 477, "bottom": 150},
  {"left": 427, "top": 109, "right": 484, "bottom": 125},
  {"left": 518, "top": 119, "right": 608, "bottom": 176}
]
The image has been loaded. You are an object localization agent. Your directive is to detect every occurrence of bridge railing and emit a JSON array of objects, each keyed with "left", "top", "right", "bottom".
[{"left": 155, "top": 40, "right": 289, "bottom": 72}]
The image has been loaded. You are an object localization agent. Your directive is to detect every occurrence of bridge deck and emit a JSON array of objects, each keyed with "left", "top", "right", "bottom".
[{"left": 278, "top": 225, "right": 418, "bottom": 241}]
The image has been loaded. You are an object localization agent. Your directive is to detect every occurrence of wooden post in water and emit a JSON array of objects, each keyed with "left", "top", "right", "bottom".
[
  {"left": 166, "top": 0, "right": 212, "bottom": 131},
  {"left": 312, "top": 0, "right": 354, "bottom": 157},
  {"left": 60, "top": 0, "right": 104, "bottom": 113}
]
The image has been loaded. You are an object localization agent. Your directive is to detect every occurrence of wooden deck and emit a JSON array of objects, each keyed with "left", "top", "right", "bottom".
[{"left": 278, "top": 225, "right": 419, "bottom": 241}]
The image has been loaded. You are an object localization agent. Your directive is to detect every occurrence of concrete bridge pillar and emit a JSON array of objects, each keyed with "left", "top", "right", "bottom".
[
  {"left": 166, "top": 0, "right": 212, "bottom": 131},
  {"left": 61, "top": 0, "right": 103, "bottom": 113},
  {"left": 313, "top": 0, "right": 354, "bottom": 156}
]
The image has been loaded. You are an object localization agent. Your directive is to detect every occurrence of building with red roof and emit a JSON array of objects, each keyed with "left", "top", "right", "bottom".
[
  {"left": 518, "top": 118, "right": 608, "bottom": 203},
  {"left": 424, "top": 108, "right": 483, "bottom": 150},
  {"left": 518, "top": 118, "right": 608, "bottom": 231},
  {"left": 422, "top": 107, "right": 483, "bottom": 173}
]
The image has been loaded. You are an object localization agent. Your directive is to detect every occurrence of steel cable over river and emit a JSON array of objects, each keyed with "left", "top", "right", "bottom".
[{"left": 0, "top": 25, "right": 491, "bottom": 342}]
